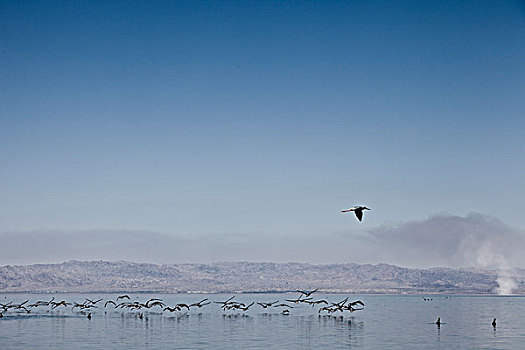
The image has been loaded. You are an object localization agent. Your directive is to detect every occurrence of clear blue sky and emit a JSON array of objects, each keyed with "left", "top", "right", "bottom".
[{"left": 1, "top": 1, "right": 524, "bottom": 253}]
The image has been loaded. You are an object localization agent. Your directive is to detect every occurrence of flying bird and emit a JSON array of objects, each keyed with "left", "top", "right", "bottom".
[
  {"left": 257, "top": 300, "right": 279, "bottom": 309},
  {"left": 285, "top": 296, "right": 312, "bottom": 304},
  {"left": 214, "top": 296, "right": 236, "bottom": 310},
  {"left": 348, "top": 300, "right": 364, "bottom": 307},
  {"left": 190, "top": 299, "right": 211, "bottom": 308},
  {"left": 163, "top": 306, "right": 178, "bottom": 312},
  {"left": 304, "top": 299, "right": 328, "bottom": 306},
  {"left": 296, "top": 289, "right": 318, "bottom": 297},
  {"left": 104, "top": 300, "right": 117, "bottom": 308},
  {"left": 237, "top": 302, "right": 255, "bottom": 311},
  {"left": 341, "top": 206, "right": 370, "bottom": 222}
]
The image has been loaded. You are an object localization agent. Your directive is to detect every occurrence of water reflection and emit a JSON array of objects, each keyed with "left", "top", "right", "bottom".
[{"left": 1, "top": 294, "right": 524, "bottom": 349}]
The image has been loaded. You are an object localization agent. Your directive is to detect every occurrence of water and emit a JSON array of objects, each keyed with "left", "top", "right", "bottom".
[{"left": 1, "top": 294, "right": 523, "bottom": 349}]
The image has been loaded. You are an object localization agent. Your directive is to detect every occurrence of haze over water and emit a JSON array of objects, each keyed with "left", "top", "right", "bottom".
[{"left": 1, "top": 293, "right": 524, "bottom": 349}]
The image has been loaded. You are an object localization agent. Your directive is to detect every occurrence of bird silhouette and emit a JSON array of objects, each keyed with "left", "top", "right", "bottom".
[
  {"left": 341, "top": 206, "right": 370, "bottom": 221},
  {"left": 296, "top": 289, "right": 319, "bottom": 297},
  {"left": 190, "top": 299, "right": 211, "bottom": 308},
  {"left": 257, "top": 300, "right": 279, "bottom": 308}
]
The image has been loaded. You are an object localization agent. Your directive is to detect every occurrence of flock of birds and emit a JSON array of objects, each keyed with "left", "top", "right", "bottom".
[
  {"left": 1, "top": 293, "right": 500, "bottom": 330},
  {"left": 0, "top": 289, "right": 364, "bottom": 319},
  {"left": 213, "top": 289, "right": 365, "bottom": 316}
]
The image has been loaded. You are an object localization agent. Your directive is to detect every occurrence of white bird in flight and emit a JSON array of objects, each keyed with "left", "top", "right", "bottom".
[{"left": 341, "top": 205, "right": 370, "bottom": 222}]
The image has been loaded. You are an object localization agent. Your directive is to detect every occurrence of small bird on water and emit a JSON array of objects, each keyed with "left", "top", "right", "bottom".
[
  {"left": 492, "top": 318, "right": 497, "bottom": 328},
  {"left": 341, "top": 206, "right": 370, "bottom": 222},
  {"left": 436, "top": 317, "right": 441, "bottom": 326}
]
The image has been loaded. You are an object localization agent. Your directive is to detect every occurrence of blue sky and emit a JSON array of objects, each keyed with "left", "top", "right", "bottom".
[{"left": 1, "top": 1, "right": 524, "bottom": 265}]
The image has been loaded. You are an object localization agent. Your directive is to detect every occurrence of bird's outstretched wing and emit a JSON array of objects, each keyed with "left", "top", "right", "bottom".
[{"left": 355, "top": 209, "right": 363, "bottom": 221}]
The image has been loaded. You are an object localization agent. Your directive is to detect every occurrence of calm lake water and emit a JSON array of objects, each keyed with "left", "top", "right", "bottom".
[{"left": 1, "top": 293, "right": 523, "bottom": 349}]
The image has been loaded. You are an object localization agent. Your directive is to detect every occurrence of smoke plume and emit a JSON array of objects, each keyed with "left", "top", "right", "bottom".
[{"left": 366, "top": 213, "right": 525, "bottom": 294}]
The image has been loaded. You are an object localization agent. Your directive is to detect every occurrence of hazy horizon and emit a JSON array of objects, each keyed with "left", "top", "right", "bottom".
[{"left": 2, "top": 212, "right": 524, "bottom": 271}]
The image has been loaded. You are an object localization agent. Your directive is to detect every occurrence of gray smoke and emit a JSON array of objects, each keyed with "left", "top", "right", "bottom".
[
  {"left": 366, "top": 212, "right": 524, "bottom": 294},
  {"left": 495, "top": 268, "right": 518, "bottom": 295}
]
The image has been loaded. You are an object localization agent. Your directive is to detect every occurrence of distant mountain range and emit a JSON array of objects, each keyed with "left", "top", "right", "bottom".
[{"left": 1, "top": 260, "right": 524, "bottom": 294}]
